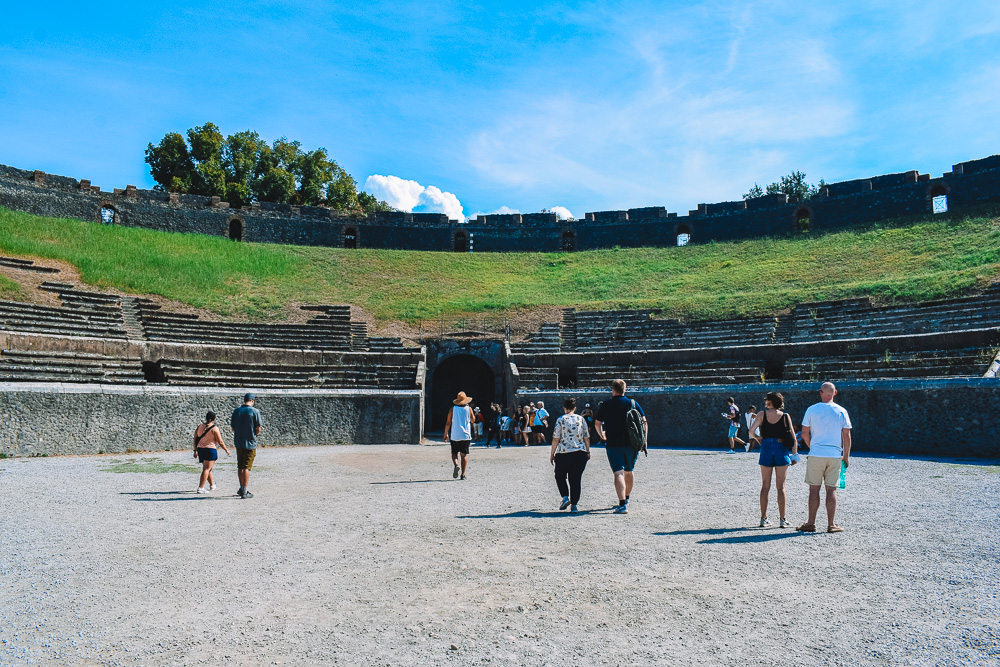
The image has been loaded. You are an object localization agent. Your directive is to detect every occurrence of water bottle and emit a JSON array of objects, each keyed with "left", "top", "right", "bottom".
[{"left": 839, "top": 460, "right": 847, "bottom": 489}]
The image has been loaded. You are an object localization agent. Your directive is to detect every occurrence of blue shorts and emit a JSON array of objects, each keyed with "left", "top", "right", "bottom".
[
  {"left": 606, "top": 446, "right": 638, "bottom": 472},
  {"left": 758, "top": 438, "right": 791, "bottom": 468},
  {"left": 196, "top": 448, "right": 218, "bottom": 463},
  {"left": 728, "top": 423, "right": 739, "bottom": 438}
]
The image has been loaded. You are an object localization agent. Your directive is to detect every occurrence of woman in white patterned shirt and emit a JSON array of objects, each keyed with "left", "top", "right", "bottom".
[{"left": 549, "top": 397, "right": 591, "bottom": 513}]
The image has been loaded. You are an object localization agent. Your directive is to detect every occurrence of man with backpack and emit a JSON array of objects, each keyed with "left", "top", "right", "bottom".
[
  {"left": 722, "top": 396, "right": 747, "bottom": 453},
  {"left": 595, "top": 379, "right": 648, "bottom": 514}
]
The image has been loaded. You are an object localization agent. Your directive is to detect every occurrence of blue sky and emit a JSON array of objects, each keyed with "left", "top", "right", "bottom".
[{"left": 2, "top": 1, "right": 999, "bottom": 220}]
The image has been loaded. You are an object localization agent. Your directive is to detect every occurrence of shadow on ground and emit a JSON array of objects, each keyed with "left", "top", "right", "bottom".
[{"left": 458, "top": 508, "right": 615, "bottom": 519}]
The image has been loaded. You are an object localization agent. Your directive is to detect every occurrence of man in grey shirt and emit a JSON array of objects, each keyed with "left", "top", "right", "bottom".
[{"left": 231, "top": 392, "right": 263, "bottom": 498}]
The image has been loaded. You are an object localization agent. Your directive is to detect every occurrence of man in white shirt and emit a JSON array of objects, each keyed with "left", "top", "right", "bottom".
[
  {"left": 444, "top": 392, "right": 474, "bottom": 480},
  {"left": 797, "top": 382, "right": 852, "bottom": 533}
]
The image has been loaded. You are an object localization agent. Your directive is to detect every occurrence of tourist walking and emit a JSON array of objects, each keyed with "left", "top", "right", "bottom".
[
  {"left": 721, "top": 397, "right": 747, "bottom": 452},
  {"left": 533, "top": 401, "right": 550, "bottom": 445},
  {"left": 595, "top": 380, "right": 647, "bottom": 514},
  {"left": 231, "top": 393, "right": 263, "bottom": 499},
  {"left": 580, "top": 403, "right": 596, "bottom": 441},
  {"left": 520, "top": 405, "right": 533, "bottom": 446},
  {"left": 484, "top": 403, "right": 502, "bottom": 448},
  {"left": 748, "top": 393, "right": 798, "bottom": 528},
  {"left": 193, "top": 410, "right": 231, "bottom": 494},
  {"left": 499, "top": 409, "right": 513, "bottom": 447},
  {"left": 443, "top": 391, "right": 474, "bottom": 480},
  {"left": 472, "top": 406, "right": 483, "bottom": 443},
  {"left": 549, "top": 397, "right": 591, "bottom": 512},
  {"left": 745, "top": 404, "right": 759, "bottom": 451},
  {"left": 797, "top": 382, "right": 853, "bottom": 534}
]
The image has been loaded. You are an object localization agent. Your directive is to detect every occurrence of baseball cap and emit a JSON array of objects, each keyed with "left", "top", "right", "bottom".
[{"left": 244, "top": 392, "right": 255, "bottom": 402}]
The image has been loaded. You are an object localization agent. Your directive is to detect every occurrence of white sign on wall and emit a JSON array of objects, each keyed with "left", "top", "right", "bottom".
[{"left": 932, "top": 195, "right": 948, "bottom": 214}]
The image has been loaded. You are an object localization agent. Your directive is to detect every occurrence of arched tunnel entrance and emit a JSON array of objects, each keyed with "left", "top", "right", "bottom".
[{"left": 430, "top": 354, "right": 496, "bottom": 429}]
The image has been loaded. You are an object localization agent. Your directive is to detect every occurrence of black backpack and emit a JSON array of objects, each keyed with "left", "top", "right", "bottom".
[
  {"left": 731, "top": 405, "right": 742, "bottom": 426},
  {"left": 625, "top": 399, "right": 647, "bottom": 456}
]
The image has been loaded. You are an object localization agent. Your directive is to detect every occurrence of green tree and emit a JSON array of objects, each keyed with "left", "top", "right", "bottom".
[
  {"left": 744, "top": 171, "right": 826, "bottom": 201},
  {"left": 144, "top": 133, "right": 193, "bottom": 193},
  {"left": 145, "top": 123, "right": 394, "bottom": 213}
]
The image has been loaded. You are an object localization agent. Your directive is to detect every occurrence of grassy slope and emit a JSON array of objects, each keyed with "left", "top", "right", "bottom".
[{"left": 0, "top": 206, "right": 998, "bottom": 324}]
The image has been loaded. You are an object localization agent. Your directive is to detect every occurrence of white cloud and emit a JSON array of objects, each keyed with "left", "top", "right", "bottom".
[
  {"left": 549, "top": 206, "right": 574, "bottom": 220},
  {"left": 363, "top": 174, "right": 464, "bottom": 221},
  {"left": 467, "top": 205, "right": 521, "bottom": 221}
]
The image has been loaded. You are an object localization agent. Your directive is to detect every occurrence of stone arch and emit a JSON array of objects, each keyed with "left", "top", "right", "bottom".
[
  {"left": 98, "top": 203, "right": 119, "bottom": 225},
  {"left": 453, "top": 230, "right": 469, "bottom": 253},
  {"left": 927, "top": 181, "right": 950, "bottom": 213},
  {"left": 560, "top": 228, "right": 576, "bottom": 252},
  {"left": 794, "top": 206, "right": 812, "bottom": 233},
  {"left": 430, "top": 353, "right": 495, "bottom": 429},
  {"left": 226, "top": 216, "right": 245, "bottom": 241},
  {"left": 343, "top": 225, "right": 358, "bottom": 249},
  {"left": 674, "top": 223, "right": 692, "bottom": 247}
]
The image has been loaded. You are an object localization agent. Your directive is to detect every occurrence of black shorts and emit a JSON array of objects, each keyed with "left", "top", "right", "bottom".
[
  {"left": 196, "top": 448, "right": 218, "bottom": 463},
  {"left": 450, "top": 440, "right": 471, "bottom": 456}
]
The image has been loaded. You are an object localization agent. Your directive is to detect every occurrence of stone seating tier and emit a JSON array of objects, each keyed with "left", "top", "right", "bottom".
[
  {"left": 517, "top": 367, "right": 559, "bottom": 390},
  {"left": 0, "top": 350, "right": 144, "bottom": 383},
  {"left": 789, "top": 293, "right": 1000, "bottom": 342},
  {"left": 0, "top": 300, "right": 127, "bottom": 339},
  {"left": 782, "top": 348, "right": 996, "bottom": 381},
  {"left": 158, "top": 358, "right": 418, "bottom": 389},
  {"left": 576, "top": 367, "right": 765, "bottom": 387}
]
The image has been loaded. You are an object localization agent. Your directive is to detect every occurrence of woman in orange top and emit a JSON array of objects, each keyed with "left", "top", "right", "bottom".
[{"left": 193, "top": 411, "right": 230, "bottom": 494}]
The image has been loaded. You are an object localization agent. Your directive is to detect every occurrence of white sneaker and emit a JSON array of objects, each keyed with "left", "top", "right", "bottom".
[
  {"left": 779, "top": 518, "right": 790, "bottom": 528},
  {"left": 760, "top": 517, "right": 772, "bottom": 527},
  {"left": 196, "top": 487, "right": 208, "bottom": 494},
  {"left": 209, "top": 484, "right": 217, "bottom": 491}
]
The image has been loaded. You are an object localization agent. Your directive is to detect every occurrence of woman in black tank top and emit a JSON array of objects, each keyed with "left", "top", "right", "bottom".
[{"left": 748, "top": 392, "right": 800, "bottom": 528}]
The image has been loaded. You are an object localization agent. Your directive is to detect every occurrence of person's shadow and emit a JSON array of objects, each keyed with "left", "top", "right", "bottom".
[
  {"left": 655, "top": 526, "right": 808, "bottom": 544},
  {"left": 120, "top": 491, "right": 234, "bottom": 502},
  {"left": 458, "top": 507, "right": 613, "bottom": 519}
]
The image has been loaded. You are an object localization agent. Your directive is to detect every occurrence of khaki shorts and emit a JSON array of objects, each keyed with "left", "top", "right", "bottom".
[
  {"left": 236, "top": 447, "right": 257, "bottom": 471},
  {"left": 805, "top": 456, "right": 841, "bottom": 487}
]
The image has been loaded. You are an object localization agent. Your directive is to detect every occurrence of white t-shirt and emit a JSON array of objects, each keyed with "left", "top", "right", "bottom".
[
  {"left": 450, "top": 405, "right": 473, "bottom": 441},
  {"left": 551, "top": 413, "right": 588, "bottom": 454},
  {"left": 500, "top": 416, "right": 512, "bottom": 430},
  {"left": 802, "top": 401, "right": 852, "bottom": 458}
]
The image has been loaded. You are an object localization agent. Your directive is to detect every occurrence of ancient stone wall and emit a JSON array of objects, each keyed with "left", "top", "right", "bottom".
[
  {"left": 0, "top": 384, "right": 423, "bottom": 456},
  {"left": 517, "top": 377, "right": 1000, "bottom": 458},
  {"left": 1, "top": 155, "right": 999, "bottom": 251}
]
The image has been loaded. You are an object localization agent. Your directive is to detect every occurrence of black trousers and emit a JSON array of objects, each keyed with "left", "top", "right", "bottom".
[
  {"left": 554, "top": 450, "right": 589, "bottom": 505},
  {"left": 484, "top": 427, "right": 501, "bottom": 446}
]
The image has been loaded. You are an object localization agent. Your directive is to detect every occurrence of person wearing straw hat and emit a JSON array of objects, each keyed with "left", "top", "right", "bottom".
[{"left": 444, "top": 391, "right": 474, "bottom": 480}]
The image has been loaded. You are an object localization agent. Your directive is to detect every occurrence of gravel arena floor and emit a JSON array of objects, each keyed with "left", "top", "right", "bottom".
[{"left": 2, "top": 443, "right": 999, "bottom": 667}]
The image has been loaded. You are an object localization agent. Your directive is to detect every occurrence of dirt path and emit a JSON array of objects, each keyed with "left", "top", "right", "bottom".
[{"left": 1, "top": 445, "right": 998, "bottom": 666}]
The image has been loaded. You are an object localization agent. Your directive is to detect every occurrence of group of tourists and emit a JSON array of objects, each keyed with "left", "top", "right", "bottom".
[
  {"left": 466, "top": 401, "right": 554, "bottom": 447},
  {"left": 444, "top": 379, "right": 648, "bottom": 513},
  {"left": 444, "top": 380, "right": 852, "bottom": 530},
  {"left": 191, "top": 380, "right": 852, "bottom": 532}
]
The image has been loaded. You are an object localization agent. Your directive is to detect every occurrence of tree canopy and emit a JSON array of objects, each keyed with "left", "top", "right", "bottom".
[
  {"left": 145, "top": 123, "right": 393, "bottom": 212},
  {"left": 743, "top": 170, "right": 826, "bottom": 202}
]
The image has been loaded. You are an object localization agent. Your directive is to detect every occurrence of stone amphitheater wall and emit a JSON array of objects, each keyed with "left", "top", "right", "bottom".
[
  {"left": 2, "top": 154, "right": 999, "bottom": 251},
  {"left": 0, "top": 384, "right": 423, "bottom": 456},
  {"left": 518, "top": 377, "right": 1000, "bottom": 458}
]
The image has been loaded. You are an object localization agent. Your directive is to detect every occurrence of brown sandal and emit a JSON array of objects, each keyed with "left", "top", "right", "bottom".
[
  {"left": 796, "top": 524, "right": 816, "bottom": 532},
  {"left": 827, "top": 525, "right": 845, "bottom": 533}
]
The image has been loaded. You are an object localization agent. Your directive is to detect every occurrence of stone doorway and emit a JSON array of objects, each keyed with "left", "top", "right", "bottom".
[{"left": 430, "top": 354, "right": 495, "bottom": 429}]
